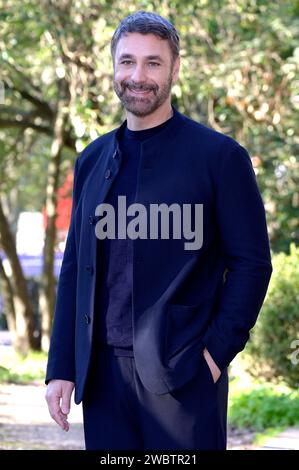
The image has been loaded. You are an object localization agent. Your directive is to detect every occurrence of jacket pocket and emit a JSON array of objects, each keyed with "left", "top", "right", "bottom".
[{"left": 165, "top": 300, "right": 212, "bottom": 364}]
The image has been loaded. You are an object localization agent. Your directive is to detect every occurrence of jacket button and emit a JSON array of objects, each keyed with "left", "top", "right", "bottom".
[
  {"left": 105, "top": 169, "right": 111, "bottom": 179},
  {"left": 84, "top": 314, "right": 91, "bottom": 324},
  {"left": 85, "top": 265, "right": 94, "bottom": 274}
]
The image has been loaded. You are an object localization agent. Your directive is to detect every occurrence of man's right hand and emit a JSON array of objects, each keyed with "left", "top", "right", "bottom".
[{"left": 45, "top": 379, "right": 75, "bottom": 431}]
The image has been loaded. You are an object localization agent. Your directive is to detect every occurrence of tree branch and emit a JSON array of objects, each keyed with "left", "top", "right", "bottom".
[
  {"left": 3, "top": 80, "right": 54, "bottom": 119},
  {"left": 0, "top": 118, "right": 52, "bottom": 135},
  {"left": 0, "top": 118, "right": 76, "bottom": 151}
]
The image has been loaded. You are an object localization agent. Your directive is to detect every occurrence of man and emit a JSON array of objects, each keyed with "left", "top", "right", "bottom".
[{"left": 45, "top": 11, "right": 272, "bottom": 450}]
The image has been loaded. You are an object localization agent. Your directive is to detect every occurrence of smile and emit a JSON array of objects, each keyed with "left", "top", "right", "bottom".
[{"left": 127, "top": 88, "right": 153, "bottom": 96}]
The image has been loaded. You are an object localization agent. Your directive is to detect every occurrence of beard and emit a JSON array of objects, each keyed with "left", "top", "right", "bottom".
[{"left": 113, "top": 72, "right": 173, "bottom": 117}]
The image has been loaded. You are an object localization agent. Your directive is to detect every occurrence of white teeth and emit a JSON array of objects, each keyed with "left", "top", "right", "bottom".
[{"left": 128, "top": 88, "right": 151, "bottom": 93}]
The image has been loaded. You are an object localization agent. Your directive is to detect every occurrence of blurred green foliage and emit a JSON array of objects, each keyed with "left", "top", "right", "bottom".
[
  {"left": 245, "top": 244, "right": 299, "bottom": 389},
  {"left": 229, "top": 384, "right": 299, "bottom": 431},
  {"left": 0, "top": 0, "right": 298, "bottom": 250},
  {"left": 0, "top": 350, "right": 47, "bottom": 384}
]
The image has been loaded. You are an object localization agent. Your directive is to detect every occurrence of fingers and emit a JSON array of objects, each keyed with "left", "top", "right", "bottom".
[
  {"left": 46, "top": 386, "right": 70, "bottom": 432},
  {"left": 48, "top": 394, "right": 70, "bottom": 431},
  {"left": 61, "top": 388, "right": 72, "bottom": 415}
]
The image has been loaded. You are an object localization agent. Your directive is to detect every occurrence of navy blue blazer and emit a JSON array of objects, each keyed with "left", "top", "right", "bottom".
[{"left": 46, "top": 105, "right": 272, "bottom": 404}]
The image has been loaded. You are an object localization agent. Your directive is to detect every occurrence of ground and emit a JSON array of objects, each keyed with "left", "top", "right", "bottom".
[
  {"left": 0, "top": 383, "right": 84, "bottom": 450},
  {"left": 0, "top": 382, "right": 258, "bottom": 450}
]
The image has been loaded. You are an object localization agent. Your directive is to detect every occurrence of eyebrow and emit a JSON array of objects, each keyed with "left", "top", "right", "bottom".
[{"left": 118, "top": 53, "right": 165, "bottom": 63}]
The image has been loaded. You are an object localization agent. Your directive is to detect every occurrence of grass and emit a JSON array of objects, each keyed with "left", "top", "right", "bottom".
[
  {"left": 254, "top": 427, "right": 285, "bottom": 446},
  {"left": 228, "top": 355, "right": 299, "bottom": 442},
  {"left": 0, "top": 348, "right": 47, "bottom": 384},
  {"left": 229, "top": 382, "right": 299, "bottom": 430}
]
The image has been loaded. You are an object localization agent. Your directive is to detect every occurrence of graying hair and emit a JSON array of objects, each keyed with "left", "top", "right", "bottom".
[{"left": 111, "top": 11, "right": 180, "bottom": 64}]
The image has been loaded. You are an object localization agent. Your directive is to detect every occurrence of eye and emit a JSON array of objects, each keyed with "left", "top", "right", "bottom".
[
  {"left": 148, "top": 62, "right": 160, "bottom": 67},
  {"left": 121, "top": 60, "right": 134, "bottom": 65}
]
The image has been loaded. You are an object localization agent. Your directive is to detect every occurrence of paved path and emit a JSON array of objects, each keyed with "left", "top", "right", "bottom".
[
  {"left": 261, "top": 428, "right": 299, "bottom": 450},
  {"left": 0, "top": 382, "right": 298, "bottom": 450},
  {"left": 0, "top": 383, "right": 85, "bottom": 450}
]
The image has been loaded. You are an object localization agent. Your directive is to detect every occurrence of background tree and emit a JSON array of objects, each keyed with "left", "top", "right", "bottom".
[{"left": 0, "top": 0, "right": 298, "bottom": 352}]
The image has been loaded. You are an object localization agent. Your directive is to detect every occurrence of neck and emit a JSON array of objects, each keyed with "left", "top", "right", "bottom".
[{"left": 126, "top": 100, "right": 173, "bottom": 131}]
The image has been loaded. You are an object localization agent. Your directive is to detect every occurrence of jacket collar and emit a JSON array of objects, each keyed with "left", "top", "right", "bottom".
[{"left": 113, "top": 104, "right": 186, "bottom": 153}]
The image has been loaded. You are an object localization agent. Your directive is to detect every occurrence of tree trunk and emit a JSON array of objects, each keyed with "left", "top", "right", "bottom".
[
  {"left": 0, "top": 257, "right": 17, "bottom": 346},
  {"left": 40, "top": 79, "right": 69, "bottom": 352},
  {"left": 0, "top": 199, "right": 36, "bottom": 354}
]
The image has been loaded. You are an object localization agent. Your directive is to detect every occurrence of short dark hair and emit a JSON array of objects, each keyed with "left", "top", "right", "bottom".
[{"left": 111, "top": 11, "right": 180, "bottom": 64}]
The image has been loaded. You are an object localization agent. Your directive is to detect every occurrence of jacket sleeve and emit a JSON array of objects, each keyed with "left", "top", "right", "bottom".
[
  {"left": 202, "top": 140, "right": 272, "bottom": 370},
  {"left": 45, "top": 157, "right": 80, "bottom": 384}
]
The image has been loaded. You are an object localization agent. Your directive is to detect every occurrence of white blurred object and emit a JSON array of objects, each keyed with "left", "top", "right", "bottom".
[{"left": 16, "top": 212, "right": 45, "bottom": 255}]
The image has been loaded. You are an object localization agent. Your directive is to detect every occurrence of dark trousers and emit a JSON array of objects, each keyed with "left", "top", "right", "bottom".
[{"left": 82, "top": 345, "right": 228, "bottom": 450}]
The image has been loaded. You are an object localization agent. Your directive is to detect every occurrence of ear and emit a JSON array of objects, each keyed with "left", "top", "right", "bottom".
[{"left": 172, "top": 56, "right": 180, "bottom": 83}]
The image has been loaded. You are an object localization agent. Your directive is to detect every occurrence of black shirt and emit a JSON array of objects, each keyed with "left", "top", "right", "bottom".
[{"left": 93, "top": 114, "right": 174, "bottom": 354}]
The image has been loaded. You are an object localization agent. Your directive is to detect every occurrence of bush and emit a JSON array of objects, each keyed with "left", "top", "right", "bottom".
[
  {"left": 229, "top": 385, "right": 299, "bottom": 431},
  {"left": 245, "top": 243, "right": 299, "bottom": 389},
  {"left": 0, "top": 350, "right": 47, "bottom": 384}
]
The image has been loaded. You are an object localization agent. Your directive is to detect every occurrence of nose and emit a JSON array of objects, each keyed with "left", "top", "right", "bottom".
[{"left": 130, "top": 64, "right": 147, "bottom": 83}]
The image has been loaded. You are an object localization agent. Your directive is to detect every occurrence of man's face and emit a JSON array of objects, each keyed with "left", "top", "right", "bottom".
[{"left": 113, "top": 32, "right": 179, "bottom": 117}]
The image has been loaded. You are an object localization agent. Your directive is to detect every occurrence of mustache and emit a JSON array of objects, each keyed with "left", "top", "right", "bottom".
[{"left": 121, "top": 80, "right": 158, "bottom": 93}]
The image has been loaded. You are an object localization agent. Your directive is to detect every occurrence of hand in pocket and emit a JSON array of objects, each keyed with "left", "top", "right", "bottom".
[{"left": 203, "top": 348, "right": 221, "bottom": 383}]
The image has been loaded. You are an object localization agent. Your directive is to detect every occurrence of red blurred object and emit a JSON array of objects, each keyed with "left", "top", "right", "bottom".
[{"left": 42, "top": 169, "right": 73, "bottom": 245}]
